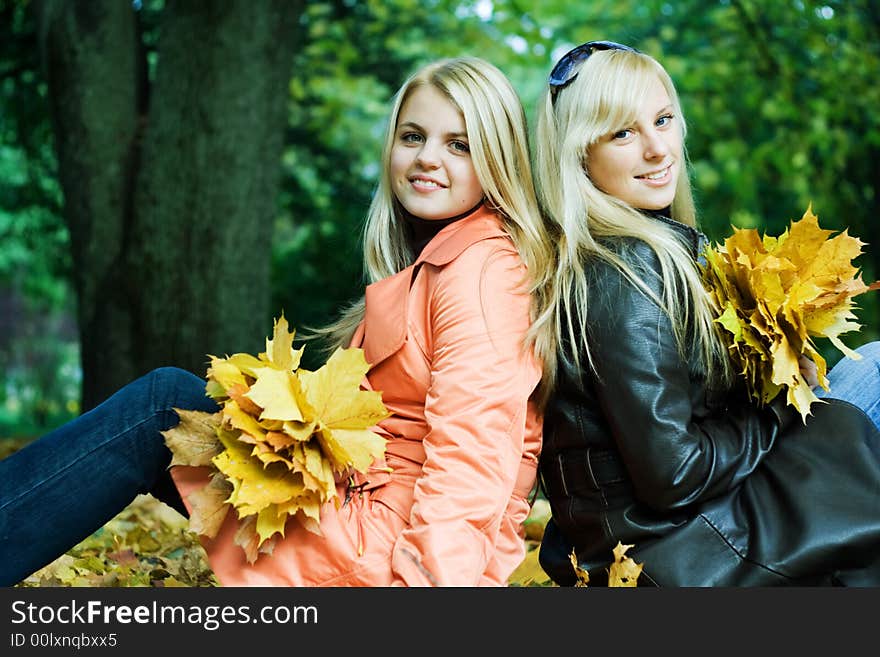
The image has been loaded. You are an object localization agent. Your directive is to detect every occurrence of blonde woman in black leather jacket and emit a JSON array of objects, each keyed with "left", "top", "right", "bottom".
[{"left": 529, "top": 41, "right": 880, "bottom": 586}]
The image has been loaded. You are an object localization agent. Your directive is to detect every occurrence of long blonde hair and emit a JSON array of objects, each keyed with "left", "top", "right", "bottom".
[
  {"left": 313, "top": 57, "right": 555, "bottom": 398},
  {"left": 529, "top": 48, "right": 732, "bottom": 395}
]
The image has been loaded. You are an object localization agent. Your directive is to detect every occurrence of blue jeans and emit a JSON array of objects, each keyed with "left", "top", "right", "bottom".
[
  {"left": 0, "top": 367, "right": 218, "bottom": 587},
  {"left": 816, "top": 341, "right": 880, "bottom": 432}
]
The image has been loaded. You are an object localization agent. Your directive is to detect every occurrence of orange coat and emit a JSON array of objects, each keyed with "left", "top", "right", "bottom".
[{"left": 172, "top": 206, "right": 543, "bottom": 586}]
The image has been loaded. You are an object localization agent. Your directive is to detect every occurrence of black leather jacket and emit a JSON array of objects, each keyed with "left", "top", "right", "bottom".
[{"left": 538, "top": 215, "right": 880, "bottom": 586}]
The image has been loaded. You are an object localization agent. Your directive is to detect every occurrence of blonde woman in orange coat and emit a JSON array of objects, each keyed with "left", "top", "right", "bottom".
[{"left": 0, "top": 57, "right": 553, "bottom": 587}]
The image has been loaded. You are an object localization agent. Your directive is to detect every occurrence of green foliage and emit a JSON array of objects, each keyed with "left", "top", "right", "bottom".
[
  {"left": 0, "top": 1, "right": 79, "bottom": 436},
  {"left": 1, "top": 0, "right": 878, "bottom": 417}
]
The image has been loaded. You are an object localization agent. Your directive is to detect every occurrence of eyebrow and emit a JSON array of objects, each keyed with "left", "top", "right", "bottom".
[
  {"left": 655, "top": 104, "right": 674, "bottom": 116},
  {"left": 397, "top": 120, "right": 468, "bottom": 140}
]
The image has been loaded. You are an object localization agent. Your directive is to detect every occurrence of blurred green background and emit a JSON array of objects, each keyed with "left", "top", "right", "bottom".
[{"left": 2, "top": 0, "right": 879, "bottom": 441}]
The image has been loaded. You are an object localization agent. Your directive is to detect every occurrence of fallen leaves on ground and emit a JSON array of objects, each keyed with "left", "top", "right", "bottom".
[
  {"left": 16, "top": 494, "right": 218, "bottom": 588},
  {"left": 566, "top": 541, "right": 643, "bottom": 587},
  {"left": 608, "top": 542, "right": 643, "bottom": 587}
]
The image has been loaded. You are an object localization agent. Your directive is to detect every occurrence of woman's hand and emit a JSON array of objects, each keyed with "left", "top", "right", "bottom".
[{"left": 799, "top": 355, "right": 820, "bottom": 389}]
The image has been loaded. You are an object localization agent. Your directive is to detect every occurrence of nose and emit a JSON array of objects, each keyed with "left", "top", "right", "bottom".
[
  {"left": 643, "top": 128, "right": 670, "bottom": 160},
  {"left": 415, "top": 139, "right": 442, "bottom": 168}
]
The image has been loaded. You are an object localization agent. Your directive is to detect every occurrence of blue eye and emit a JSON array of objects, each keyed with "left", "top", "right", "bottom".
[
  {"left": 450, "top": 140, "right": 470, "bottom": 153},
  {"left": 401, "top": 132, "right": 423, "bottom": 143},
  {"left": 656, "top": 114, "right": 674, "bottom": 127},
  {"left": 612, "top": 129, "right": 632, "bottom": 140}
]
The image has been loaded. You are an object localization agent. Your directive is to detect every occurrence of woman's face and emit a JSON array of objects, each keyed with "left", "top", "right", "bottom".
[
  {"left": 390, "top": 85, "right": 484, "bottom": 221},
  {"left": 586, "top": 75, "right": 682, "bottom": 211}
]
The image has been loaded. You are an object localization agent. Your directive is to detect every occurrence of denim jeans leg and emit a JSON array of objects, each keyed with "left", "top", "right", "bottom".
[
  {"left": 0, "top": 366, "right": 218, "bottom": 586},
  {"left": 816, "top": 341, "right": 880, "bottom": 432}
]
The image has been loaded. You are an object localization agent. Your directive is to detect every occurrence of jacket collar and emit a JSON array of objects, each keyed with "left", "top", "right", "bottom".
[
  {"left": 646, "top": 212, "right": 708, "bottom": 261},
  {"left": 357, "top": 204, "right": 509, "bottom": 368},
  {"left": 414, "top": 204, "right": 508, "bottom": 266}
]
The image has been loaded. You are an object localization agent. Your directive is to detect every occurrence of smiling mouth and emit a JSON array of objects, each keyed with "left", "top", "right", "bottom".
[
  {"left": 410, "top": 177, "right": 445, "bottom": 189},
  {"left": 636, "top": 165, "right": 672, "bottom": 181}
]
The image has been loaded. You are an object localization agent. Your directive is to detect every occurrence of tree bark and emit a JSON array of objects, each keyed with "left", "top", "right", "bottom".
[
  {"left": 36, "top": 0, "right": 146, "bottom": 411},
  {"left": 129, "top": 0, "right": 302, "bottom": 380},
  {"left": 37, "top": 0, "right": 302, "bottom": 410}
]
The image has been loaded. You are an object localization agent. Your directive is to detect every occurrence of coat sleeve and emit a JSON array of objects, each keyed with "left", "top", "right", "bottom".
[
  {"left": 389, "top": 241, "right": 541, "bottom": 586},
  {"left": 586, "top": 242, "right": 794, "bottom": 511}
]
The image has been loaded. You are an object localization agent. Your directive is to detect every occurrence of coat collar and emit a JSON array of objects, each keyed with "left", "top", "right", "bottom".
[
  {"left": 414, "top": 204, "right": 509, "bottom": 266},
  {"left": 356, "top": 204, "right": 510, "bottom": 368},
  {"left": 646, "top": 212, "right": 708, "bottom": 261}
]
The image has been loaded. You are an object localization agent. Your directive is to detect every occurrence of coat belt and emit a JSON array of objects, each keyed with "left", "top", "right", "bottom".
[
  {"left": 541, "top": 447, "right": 628, "bottom": 497},
  {"left": 355, "top": 438, "right": 537, "bottom": 500}
]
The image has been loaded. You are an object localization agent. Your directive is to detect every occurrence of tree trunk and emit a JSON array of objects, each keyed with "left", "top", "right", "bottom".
[
  {"left": 36, "top": 0, "right": 146, "bottom": 411},
  {"left": 37, "top": 0, "right": 302, "bottom": 410}
]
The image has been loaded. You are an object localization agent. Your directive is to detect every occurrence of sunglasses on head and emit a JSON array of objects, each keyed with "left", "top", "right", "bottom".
[{"left": 549, "top": 40, "right": 639, "bottom": 102}]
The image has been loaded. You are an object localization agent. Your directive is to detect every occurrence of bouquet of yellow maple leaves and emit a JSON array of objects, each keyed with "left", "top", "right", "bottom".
[
  {"left": 700, "top": 205, "right": 880, "bottom": 423},
  {"left": 161, "top": 314, "right": 390, "bottom": 564}
]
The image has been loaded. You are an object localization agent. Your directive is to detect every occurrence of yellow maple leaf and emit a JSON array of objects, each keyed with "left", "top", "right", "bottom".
[
  {"left": 226, "top": 352, "right": 266, "bottom": 378},
  {"left": 255, "top": 504, "right": 288, "bottom": 544},
  {"left": 285, "top": 496, "right": 323, "bottom": 536},
  {"left": 299, "top": 348, "right": 390, "bottom": 428},
  {"left": 205, "top": 358, "right": 249, "bottom": 399},
  {"left": 316, "top": 427, "right": 388, "bottom": 473},
  {"left": 608, "top": 541, "right": 643, "bottom": 587},
  {"left": 262, "top": 430, "right": 297, "bottom": 451},
  {"left": 299, "top": 347, "right": 390, "bottom": 471},
  {"left": 568, "top": 549, "right": 590, "bottom": 587},
  {"left": 186, "top": 472, "right": 233, "bottom": 539},
  {"left": 232, "top": 515, "right": 268, "bottom": 564},
  {"left": 221, "top": 399, "right": 268, "bottom": 442},
  {"left": 768, "top": 339, "right": 801, "bottom": 390},
  {"left": 161, "top": 409, "right": 223, "bottom": 467},
  {"left": 262, "top": 313, "right": 304, "bottom": 372},
  {"left": 282, "top": 419, "right": 318, "bottom": 442},
  {"left": 225, "top": 383, "right": 263, "bottom": 417},
  {"left": 213, "top": 448, "right": 307, "bottom": 518},
  {"left": 244, "top": 367, "right": 305, "bottom": 422},
  {"left": 715, "top": 302, "right": 744, "bottom": 342},
  {"left": 298, "top": 440, "right": 336, "bottom": 492}
]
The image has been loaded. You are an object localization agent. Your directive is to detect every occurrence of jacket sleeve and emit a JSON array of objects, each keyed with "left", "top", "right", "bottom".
[
  {"left": 390, "top": 241, "right": 541, "bottom": 586},
  {"left": 586, "top": 242, "right": 794, "bottom": 511}
]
